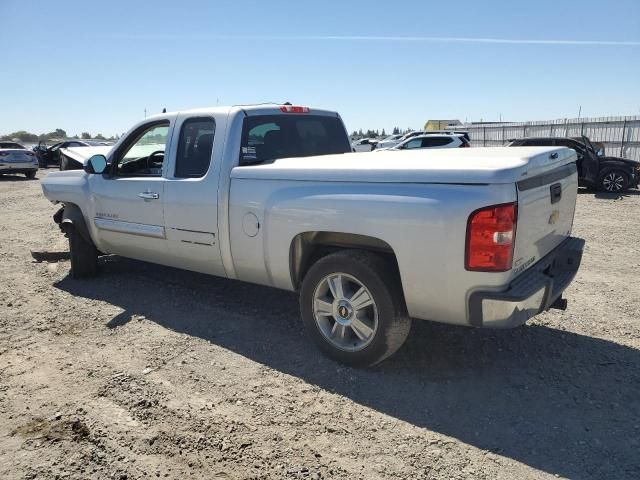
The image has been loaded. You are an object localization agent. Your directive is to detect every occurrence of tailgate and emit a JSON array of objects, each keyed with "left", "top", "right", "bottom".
[{"left": 512, "top": 152, "right": 578, "bottom": 276}]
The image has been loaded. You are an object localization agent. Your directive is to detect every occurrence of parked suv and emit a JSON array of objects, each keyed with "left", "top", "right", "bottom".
[{"left": 508, "top": 136, "right": 640, "bottom": 193}]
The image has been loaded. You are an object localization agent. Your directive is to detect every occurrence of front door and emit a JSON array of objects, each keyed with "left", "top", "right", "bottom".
[{"left": 90, "top": 120, "right": 172, "bottom": 264}]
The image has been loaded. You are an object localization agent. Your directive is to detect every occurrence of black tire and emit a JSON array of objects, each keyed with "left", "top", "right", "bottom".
[
  {"left": 299, "top": 250, "right": 411, "bottom": 367},
  {"left": 25, "top": 170, "right": 36, "bottom": 179},
  {"left": 599, "top": 169, "right": 629, "bottom": 193},
  {"left": 68, "top": 228, "right": 98, "bottom": 278}
]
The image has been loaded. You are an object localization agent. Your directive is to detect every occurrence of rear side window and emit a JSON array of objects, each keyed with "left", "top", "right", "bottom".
[
  {"left": 422, "top": 137, "right": 452, "bottom": 147},
  {"left": 175, "top": 117, "right": 216, "bottom": 178},
  {"left": 240, "top": 115, "right": 350, "bottom": 165}
]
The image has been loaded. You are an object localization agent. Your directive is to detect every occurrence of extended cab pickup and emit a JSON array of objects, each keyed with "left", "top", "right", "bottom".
[{"left": 41, "top": 105, "right": 585, "bottom": 366}]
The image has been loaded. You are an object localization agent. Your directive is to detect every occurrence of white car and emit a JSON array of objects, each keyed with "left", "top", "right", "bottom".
[
  {"left": 0, "top": 141, "right": 39, "bottom": 178},
  {"left": 41, "top": 104, "right": 584, "bottom": 366},
  {"left": 351, "top": 138, "right": 379, "bottom": 152},
  {"left": 379, "top": 134, "right": 469, "bottom": 151},
  {"left": 376, "top": 131, "right": 426, "bottom": 150}
]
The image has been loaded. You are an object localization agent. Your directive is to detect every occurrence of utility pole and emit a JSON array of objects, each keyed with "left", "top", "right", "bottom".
[{"left": 577, "top": 105, "right": 582, "bottom": 120}]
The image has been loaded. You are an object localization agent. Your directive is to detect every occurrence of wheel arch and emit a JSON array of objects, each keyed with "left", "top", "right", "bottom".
[
  {"left": 59, "top": 203, "right": 93, "bottom": 244},
  {"left": 289, "top": 231, "right": 401, "bottom": 290}
]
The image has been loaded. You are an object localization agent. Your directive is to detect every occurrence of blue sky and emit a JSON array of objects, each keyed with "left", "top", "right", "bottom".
[{"left": 1, "top": 0, "right": 639, "bottom": 137}]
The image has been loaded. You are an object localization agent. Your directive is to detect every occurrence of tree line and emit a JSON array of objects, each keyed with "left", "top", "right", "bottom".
[
  {"left": 350, "top": 127, "right": 414, "bottom": 139},
  {"left": 0, "top": 128, "right": 119, "bottom": 143}
]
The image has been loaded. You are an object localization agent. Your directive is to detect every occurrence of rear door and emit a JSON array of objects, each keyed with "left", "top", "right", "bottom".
[
  {"left": 512, "top": 149, "right": 578, "bottom": 275},
  {"left": 162, "top": 114, "right": 226, "bottom": 277}
]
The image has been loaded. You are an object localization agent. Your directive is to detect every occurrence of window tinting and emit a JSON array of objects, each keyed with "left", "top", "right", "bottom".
[
  {"left": 422, "top": 137, "right": 452, "bottom": 147},
  {"left": 240, "top": 115, "right": 350, "bottom": 165},
  {"left": 175, "top": 118, "right": 216, "bottom": 178}
]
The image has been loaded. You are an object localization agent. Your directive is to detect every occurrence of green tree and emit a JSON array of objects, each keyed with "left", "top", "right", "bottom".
[
  {"left": 381, "top": 128, "right": 386, "bottom": 137},
  {"left": 81, "top": 132, "right": 91, "bottom": 139},
  {"left": 1, "top": 130, "right": 39, "bottom": 142},
  {"left": 392, "top": 127, "right": 400, "bottom": 135},
  {"left": 95, "top": 133, "right": 105, "bottom": 140}
]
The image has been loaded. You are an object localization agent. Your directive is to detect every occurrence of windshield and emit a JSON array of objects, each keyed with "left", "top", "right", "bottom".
[{"left": 239, "top": 114, "right": 350, "bottom": 165}]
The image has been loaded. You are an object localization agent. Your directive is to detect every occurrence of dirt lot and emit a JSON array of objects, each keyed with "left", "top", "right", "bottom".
[{"left": 0, "top": 170, "right": 639, "bottom": 480}]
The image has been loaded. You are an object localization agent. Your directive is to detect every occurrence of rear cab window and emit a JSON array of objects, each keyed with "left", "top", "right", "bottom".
[{"left": 239, "top": 114, "right": 351, "bottom": 165}]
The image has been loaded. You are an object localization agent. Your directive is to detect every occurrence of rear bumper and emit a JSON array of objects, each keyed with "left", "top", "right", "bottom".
[
  {"left": 469, "top": 237, "right": 585, "bottom": 328},
  {"left": 0, "top": 166, "right": 38, "bottom": 174}
]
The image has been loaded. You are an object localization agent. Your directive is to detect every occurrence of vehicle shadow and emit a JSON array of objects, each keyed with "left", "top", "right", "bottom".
[
  {"left": 578, "top": 187, "right": 640, "bottom": 199},
  {"left": 594, "top": 190, "right": 640, "bottom": 200},
  {"left": 0, "top": 174, "right": 37, "bottom": 181},
  {"left": 54, "top": 257, "right": 640, "bottom": 479}
]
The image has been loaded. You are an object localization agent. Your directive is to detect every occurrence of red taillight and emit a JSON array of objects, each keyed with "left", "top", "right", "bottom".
[
  {"left": 465, "top": 202, "right": 517, "bottom": 272},
  {"left": 459, "top": 142, "right": 470, "bottom": 148},
  {"left": 280, "top": 105, "right": 310, "bottom": 113}
]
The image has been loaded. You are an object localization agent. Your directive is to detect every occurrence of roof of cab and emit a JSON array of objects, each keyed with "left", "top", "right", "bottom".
[{"left": 145, "top": 104, "right": 340, "bottom": 120}]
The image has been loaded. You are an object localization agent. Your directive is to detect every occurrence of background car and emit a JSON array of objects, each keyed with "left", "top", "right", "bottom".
[
  {"left": 508, "top": 136, "right": 639, "bottom": 192},
  {"left": 378, "top": 134, "right": 469, "bottom": 151},
  {"left": 351, "top": 138, "right": 379, "bottom": 152},
  {"left": 34, "top": 140, "right": 95, "bottom": 167},
  {"left": 0, "top": 141, "right": 39, "bottom": 178}
]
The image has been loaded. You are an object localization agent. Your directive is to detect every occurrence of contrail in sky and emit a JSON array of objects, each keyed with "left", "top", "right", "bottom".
[{"left": 103, "top": 33, "right": 640, "bottom": 46}]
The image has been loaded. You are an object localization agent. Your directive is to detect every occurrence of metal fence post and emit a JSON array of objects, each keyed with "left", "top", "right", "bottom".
[
  {"left": 620, "top": 119, "right": 627, "bottom": 157},
  {"left": 483, "top": 127, "right": 486, "bottom": 147}
]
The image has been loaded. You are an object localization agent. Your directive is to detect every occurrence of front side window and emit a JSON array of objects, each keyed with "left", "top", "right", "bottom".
[
  {"left": 239, "top": 115, "right": 350, "bottom": 165},
  {"left": 175, "top": 117, "right": 216, "bottom": 178},
  {"left": 114, "top": 122, "right": 169, "bottom": 176},
  {"left": 403, "top": 139, "right": 422, "bottom": 149}
]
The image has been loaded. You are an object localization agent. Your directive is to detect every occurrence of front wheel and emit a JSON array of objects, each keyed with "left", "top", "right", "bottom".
[
  {"left": 25, "top": 170, "right": 36, "bottom": 179},
  {"left": 299, "top": 250, "right": 411, "bottom": 367},
  {"left": 68, "top": 227, "right": 98, "bottom": 278},
  {"left": 599, "top": 169, "right": 629, "bottom": 193}
]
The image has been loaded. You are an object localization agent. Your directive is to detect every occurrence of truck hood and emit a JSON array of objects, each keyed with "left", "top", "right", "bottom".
[
  {"left": 60, "top": 145, "right": 112, "bottom": 164},
  {"left": 231, "top": 147, "right": 576, "bottom": 184}
]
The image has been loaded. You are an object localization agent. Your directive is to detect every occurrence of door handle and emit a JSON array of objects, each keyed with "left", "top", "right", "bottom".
[
  {"left": 138, "top": 191, "right": 159, "bottom": 200},
  {"left": 550, "top": 183, "right": 562, "bottom": 204}
]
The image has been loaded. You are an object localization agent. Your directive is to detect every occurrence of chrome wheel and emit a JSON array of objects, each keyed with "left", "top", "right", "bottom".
[
  {"left": 312, "top": 273, "right": 378, "bottom": 352},
  {"left": 602, "top": 172, "right": 625, "bottom": 192}
]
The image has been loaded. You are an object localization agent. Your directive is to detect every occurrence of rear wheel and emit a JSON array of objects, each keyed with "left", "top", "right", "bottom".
[
  {"left": 25, "top": 170, "right": 36, "bottom": 179},
  {"left": 299, "top": 250, "right": 411, "bottom": 367},
  {"left": 68, "top": 228, "right": 98, "bottom": 278},
  {"left": 599, "top": 169, "right": 629, "bottom": 193}
]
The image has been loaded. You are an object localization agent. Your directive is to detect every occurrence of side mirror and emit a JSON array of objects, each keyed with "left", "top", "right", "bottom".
[{"left": 85, "top": 154, "right": 107, "bottom": 174}]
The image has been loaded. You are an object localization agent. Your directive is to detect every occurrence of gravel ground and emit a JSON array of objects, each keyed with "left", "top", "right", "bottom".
[{"left": 0, "top": 170, "right": 639, "bottom": 480}]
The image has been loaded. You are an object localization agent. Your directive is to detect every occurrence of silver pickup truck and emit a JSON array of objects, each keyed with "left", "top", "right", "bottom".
[{"left": 41, "top": 104, "right": 585, "bottom": 366}]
